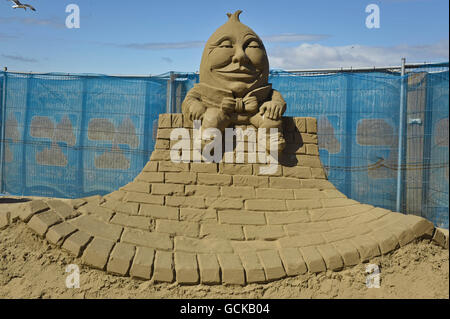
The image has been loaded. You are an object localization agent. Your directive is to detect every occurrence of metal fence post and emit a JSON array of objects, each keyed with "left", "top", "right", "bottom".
[
  {"left": 0, "top": 70, "right": 8, "bottom": 193},
  {"left": 396, "top": 58, "right": 406, "bottom": 213},
  {"left": 167, "top": 72, "right": 175, "bottom": 113}
]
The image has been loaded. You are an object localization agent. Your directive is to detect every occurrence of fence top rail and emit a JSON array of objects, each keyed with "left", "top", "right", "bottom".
[{"left": 0, "top": 62, "right": 448, "bottom": 78}]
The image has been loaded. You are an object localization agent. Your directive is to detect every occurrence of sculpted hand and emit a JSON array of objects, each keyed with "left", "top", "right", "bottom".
[
  {"left": 189, "top": 101, "right": 206, "bottom": 121},
  {"left": 221, "top": 97, "right": 235, "bottom": 114},
  {"left": 259, "top": 101, "right": 286, "bottom": 120}
]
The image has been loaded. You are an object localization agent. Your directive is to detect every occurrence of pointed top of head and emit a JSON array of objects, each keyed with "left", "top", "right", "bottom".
[{"left": 226, "top": 10, "right": 242, "bottom": 22}]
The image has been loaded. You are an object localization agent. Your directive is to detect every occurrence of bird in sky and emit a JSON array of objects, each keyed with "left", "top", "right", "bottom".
[{"left": 8, "top": 0, "right": 36, "bottom": 11}]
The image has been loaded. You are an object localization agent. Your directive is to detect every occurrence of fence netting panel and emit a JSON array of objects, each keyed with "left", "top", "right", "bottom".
[{"left": 0, "top": 64, "right": 448, "bottom": 228}]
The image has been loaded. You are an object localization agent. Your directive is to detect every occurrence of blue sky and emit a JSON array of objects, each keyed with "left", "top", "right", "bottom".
[{"left": 0, "top": 0, "right": 448, "bottom": 74}]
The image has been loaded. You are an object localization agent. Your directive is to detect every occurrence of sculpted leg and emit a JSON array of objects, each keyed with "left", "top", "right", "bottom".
[
  {"left": 202, "top": 108, "right": 231, "bottom": 132},
  {"left": 250, "top": 113, "right": 286, "bottom": 152}
]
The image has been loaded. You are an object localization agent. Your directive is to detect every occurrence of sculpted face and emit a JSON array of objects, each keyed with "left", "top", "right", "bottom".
[{"left": 199, "top": 11, "right": 269, "bottom": 97}]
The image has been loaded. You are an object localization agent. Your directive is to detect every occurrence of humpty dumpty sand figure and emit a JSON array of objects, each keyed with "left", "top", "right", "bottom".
[{"left": 182, "top": 10, "right": 286, "bottom": 151}]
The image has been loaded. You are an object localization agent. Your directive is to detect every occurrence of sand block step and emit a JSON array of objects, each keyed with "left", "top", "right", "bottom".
[
  {"left": 107, "top": 243, "right": 136, "bottom": 276},
  {"left": 27, "top": 210, "right": 62, "bottom": 237},
  {"left": 153, "top": 251, "right": 174, "bottom": 283},
  {"left": 197, "top": 254, "right": 221, "bottom": 284},
  {"left": 129, "top": 247, "right": 155, "bottom": 280},
  {"left": 19, "top": 200, "right": 49, "bottom": 222},
  {"left": 61, "top": 230, "right": 92, "bottom": 257},
  {"left": 82, "top": 237, "right": 115, "bottom": 270},
  {"left": 46, "top": 222, "right": 78, "bottom": 246},
  {"left": 217, "top": 253, "right": 245, "bottom": 286}
]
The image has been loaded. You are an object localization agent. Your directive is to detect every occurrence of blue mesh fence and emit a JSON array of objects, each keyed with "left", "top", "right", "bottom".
[{"left": 0, "top": 63, "right": 448, "bottom": 228}]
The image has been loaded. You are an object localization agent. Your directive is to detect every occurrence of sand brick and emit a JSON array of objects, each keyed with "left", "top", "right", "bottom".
[
  {"left": 221, "top": 186, "right": 255, "bottom": 199},
  {"left": 197, "top": 173, "right": 232, "bottom": 186},
  {"left": 190, "top": 163, "right": 218, "bottom": 173},
  {"left": 257, "top": 250, "right": 286, "bottom": 281},
  {"left": 121, "top": 228, "right": 172, "bottom": 250},
  {"left": 180, "top": 208, "right": 216, "bottom": 223},
  {"left": 158, "top": 161, "right": 189, "bottom": 172},
  {"left": 174, "top": 237, "right": 233, "bottom": 253},
  {"left": 286, "top": 199, "right": 322, "bottom": 210},
  {"left": 207, "top": 198, "right": 244, "bottom": 210},
  {"left": 70, "top": 215, "right": 123, "bottom": 242},
  {"left": 197, "top": 254, "right": 221, "bottom": 284},
  {"left": 171, "top": 114, "right": 183, "bottom": 128},
  {"left": 219, "top": 210, "right": 266, "bottom": 225},
  {"left": 278, "top": 234, "right": 325, "bottom": 249},
  {"left": 219, "top": 163, "right": 253, "bottom": 175},
  {"left": 299, "top": 246, "right": 326, "bottom": 273},
  {"left": 82, "top": 237, "right": 115, "bottom": 270},
  {"left": 165, "top": 196, "right": 206, "bottom": 209},
  {"left": 136, "top": 172, "right": 164, "bottom": 183},
  {"left": 46, "top": 200, "right": 78, "bottom": 220},
  {"left": 165, "top": 172, "right": 197, "bottom": 184},
  {"left": 269, "top": 177, "right": 302, "bottom": 189},
  {"left": 185, "top": 185, "right": 220, "bottom": 197},
  {"left": 245, "top": 199, "right": 287, "bottom": 211},
  {"left": 200, "top": 224, "right": 244, "bottom": 240},
  {"left": 139, "top": 204, "right": 178, "bottom": 220},
  {"left": 158, "top": 114, "right": 172, "bottom": 128},
  {"left": 317, "top": 244, "right": 344, "bottom": 271},
  {"left": 124, "top": 192, "right": 164, "bottom": 205},
  {"left": 239, "top": 252, "right": 266, "bottom": 283},
  {"left": 156, "top": 139, "right": 170, "bottom": 150},
  {"left": 61, "top": 230, "right": 92, "bottom": 257},
  {"left": 151, "top": 183, "right": 184, "bottom": 195},
  {"left": 279, "top": 248, "right": 307, "bottom": 276},
  {"left": 244, "top": 225, "right": 285, "bottom": 240},
  {"left": 233, "top": 175, "right": 269, "bottom": 188},
  {"left": 46, "top": 222, "right": 77, "bottom": 246},
  {"left": 293, "top": 118, "right": 306, "bottom": 133},
  {"left": 153, "top": 251, "right": 174, "bottom": 282},
  {"left": 311, "top": 168, "right": 326, "bottom": 179},
  {"left": 107, "top": 243, "right": 136, "bottom": 275},
  {"left": 175, "top": 252, "right": 199, "bottom": 284},
  {"left": 156, "top": 220, "right": 199, "bottom": 237},
  {"left": 332, "top": 240, "right": 360, "bottom": 266},
  {"left": 143, "top": 161, "right": 158, "bottom": 172},
  {"left": 110, "top": 213, "right": 151, "bottom": 230},
  {"left": 266, "top": 211, "right": 309, "bottom": 225},
  {"left": 129, "top": 247, "right": 155, "bottom": 280},
  {"left": 19, "top": 200, "right": 49, "bottom": 222},
  {"left": 28, "top": 210, "right": 62, "bottom": 237},
  {"left": 350, "top": 235, "right": 381, "bottom": 262},
  {"left": 217, "top": 254, "right": 245, "bottom": 285},
  {"left": 301, "top": 133, "right": 318, "bottom": 144},
  {"left": 369, "top": 229, "right": 399, "bottom": 254},
  {"left": 256, "top": 188, "right": 294, "bottom": 200}
]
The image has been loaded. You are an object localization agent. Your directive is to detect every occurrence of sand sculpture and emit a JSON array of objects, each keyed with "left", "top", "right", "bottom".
[{"left": 1, "top": 11, "right": 446, "bottom": 285}]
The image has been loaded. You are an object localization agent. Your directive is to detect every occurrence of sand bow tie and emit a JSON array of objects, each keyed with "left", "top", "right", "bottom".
[{"left": 221, "top": 95, "right": 259, "bottom": 114}]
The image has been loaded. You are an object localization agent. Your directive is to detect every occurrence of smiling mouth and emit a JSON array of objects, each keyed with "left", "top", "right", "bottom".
[{"left": 215, "top": 68, "right": 258, "bottom": 81}]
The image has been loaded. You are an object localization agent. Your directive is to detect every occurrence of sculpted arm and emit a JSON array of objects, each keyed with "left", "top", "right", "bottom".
[
  {"left": 182, "top": 89, "right": 206, "bottom": 121},
  {"left": 259, "top": 89, "right": 287, "bottom": 120}
]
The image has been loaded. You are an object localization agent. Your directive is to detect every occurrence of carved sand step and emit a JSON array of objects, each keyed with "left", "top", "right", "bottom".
[{"left": 8, "top": 114, "right": 442, "bottom": 286}]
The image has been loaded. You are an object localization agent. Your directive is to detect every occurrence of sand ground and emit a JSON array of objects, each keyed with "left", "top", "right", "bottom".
[{"left": 0, "top": 215, "right": 448, "bottom": 299}]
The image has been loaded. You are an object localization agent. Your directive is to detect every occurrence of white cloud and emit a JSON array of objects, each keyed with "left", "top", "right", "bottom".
[{"left": 269, "top": 39, "right": 449, "bottom": 69}]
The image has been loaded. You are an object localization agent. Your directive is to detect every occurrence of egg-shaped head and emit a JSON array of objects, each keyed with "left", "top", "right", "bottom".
[{"left": 199, "top": 10, "right": 269, "bottom": 98}]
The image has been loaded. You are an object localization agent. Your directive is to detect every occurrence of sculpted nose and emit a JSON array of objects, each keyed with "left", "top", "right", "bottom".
[{"left": 232, "top": 46, "right": 249, "bottom": 65}]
